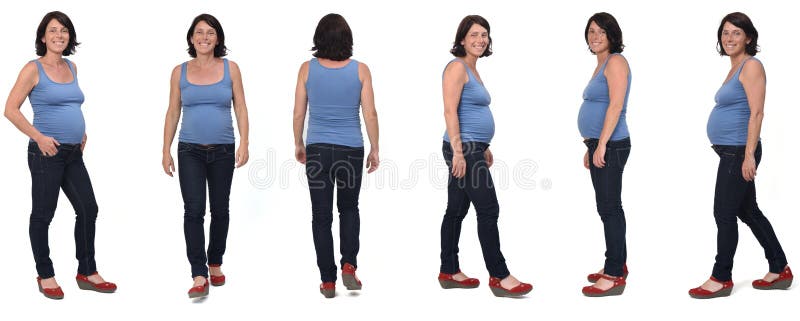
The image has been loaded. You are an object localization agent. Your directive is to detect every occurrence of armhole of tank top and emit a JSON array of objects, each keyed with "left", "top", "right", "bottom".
[
  {"left": 63, "top": 58, "right": 77, "bottom": 78},
  {"left": 736, "top": 57, "right": 754, "bottom": 77},
  {"left": 450, "top": 58, "right": 472, "bottom": 83},
  {"left": 180, "top": 62, "right": 188, "bottom": 84},
  {"left": 222, "top": 58, "right": 231, "bottom": 83}
]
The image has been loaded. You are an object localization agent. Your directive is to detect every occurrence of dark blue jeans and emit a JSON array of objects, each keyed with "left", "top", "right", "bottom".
[
  {"left": 177, "top": 142, "right": 235, "bottom": 278},
  {"left": 305, "top": 143, "right": 364, "bottom": 283},
  {"left": 585, "top": 137, "right": 630, "bottom": 278},
  {"left": 711, "top": 142, "right": 788, "bottom": 281},
  {"left": 440, "top": 141, "right": 510, "bottom": 279},
  {"left": 27, "top": 142, "right": 98, "bottom": 278}
]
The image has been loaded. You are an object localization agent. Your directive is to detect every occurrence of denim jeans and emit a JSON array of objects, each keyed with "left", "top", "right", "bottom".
[
  {"left": 711, "top": 142, "right": 788, "bottom": 281},
  {"left": 585, "top": 137, "right": 630, "bottom": 277},
  {"left": 177, "top": 142, "right": 235, "bottom": 278},
  {"left": 440, "top": 141, "right": 510, "bottom": 279},
  {"left": 305, "top": 143, "right": 364, "bottom": 282},
  {"left": 27, "top": 142, "right": 98, "bottom": 278}
]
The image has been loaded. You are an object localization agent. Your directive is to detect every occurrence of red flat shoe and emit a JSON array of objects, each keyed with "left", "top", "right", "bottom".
[
  {"left": 187, "top": 279, "right": 209, "bottom": 299},
  {"left": 76, "top": 272, "right": 117, "bottom": 293},
  {"left": 438, "top": 270, "right": 480, "bottom": 289},
  {"left": 582, "top": 274, "right": 626, "bottom": 297},
  {"left": 320, "top": 282, "right": 335, "bottom": 298},
  {"left": 36, "top": 277, "right": 64, "bottom": 300},
  {"left": 488, "top": 277, "right": 532, "bottom": 297},
  {"left": 209, "top": 264, "right": 226, "bottom": 286},
  {"left": 689, "top": 277, "right": 733, "bottom": 299},
  {"left": 753, "top": 266, "right": 793, "bottom": 290},
  {"left": 587, "top": 264, "right": 628, "bottom": 283},
  {"left": 342, "top": 263, "right": 362, "bottom": 290}
]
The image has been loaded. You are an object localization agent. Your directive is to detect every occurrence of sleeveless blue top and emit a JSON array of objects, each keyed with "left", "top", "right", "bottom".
[
  {"left": 442, "top": 59, "right": 494, "bottom": 143},
  {"left": 306, "top": 58, "right": 364, "bottom": 147},
  {"left": 578, "top": 54, "right": 631, "bottom": 140},
  {"left": 178, "top": 58, "right": 235, "bottom": 144},
  {"left": 707, "top": 57, "right": 760, "bottom": 145},
  {"left": 29, "top": 59, "right": 85, "bottom": 144}
]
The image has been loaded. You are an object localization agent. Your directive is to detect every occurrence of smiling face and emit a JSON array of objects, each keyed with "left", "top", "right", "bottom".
[
  {"left": 586, "top": 21, "right": 609, "bottom": 54},
  {"left": 461, "top": 23, "right": 489, "bottom": 58},
  {"left": 41, "top": 19, "right": 69, "bottom": 55},
  {"left": 191, "top": 20, "right": 218, "bottom": 56},
  {"left": 720, "top": 22, "right": 750, "bottom": 57}
]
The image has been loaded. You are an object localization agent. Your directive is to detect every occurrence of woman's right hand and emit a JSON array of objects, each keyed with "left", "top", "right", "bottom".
[
  {"left": 451, "top": 152, "right": 466, "bottom": 178},
  {"left": 295, "top": 145, "right": 306, "bottom": 164},
  {"left": 162, "top": 152, "right": 175, "bottom": 177},
  {"left": 583, "top": 150, "right": 590, "bottom": 169},
  {"left": 35, "top": 135, "right": 60, "bottom": 157}
]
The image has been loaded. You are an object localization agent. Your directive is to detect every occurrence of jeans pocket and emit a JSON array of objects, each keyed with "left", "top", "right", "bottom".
[
  {"left": 615, "top": 147, "right": 630, "bottom": 168},
  {"left": 28, "top": 152, "right": 47, "bottom": 174},
  {"left": 178, "top": 143, "right": 192, "bottom": 153}
]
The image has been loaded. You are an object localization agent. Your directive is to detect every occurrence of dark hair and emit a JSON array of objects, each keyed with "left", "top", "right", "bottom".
[
  {"left": 584, "top": 12, "right": 624, "bottom": 54},
  {"left": 186, "top": 13, "right": 228, "bottom": 58},
  {"left": 35, "top": 11, "right": 79, "bottom": 56},
  {"left": 311, "top": 13, "right": 353, "bottom": 61},
  {"left": 450, "top": 15, "right": 492, "bottom": 57},
  {"left": 717, "top": 12, "right": 759, "bottom": 56}
]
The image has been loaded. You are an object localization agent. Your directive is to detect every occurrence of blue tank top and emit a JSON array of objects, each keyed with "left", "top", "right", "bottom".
[
  {"left": 306, "top": 58, "right": 364, "bottom": 147},
  {"left": 442, "top": 59, "right": 494, "bottom": 143},
  {"left": 28, "top": 59, "right": 85, "bottom": 144},
  {"left": 178, "top": 59, "right": 235, "bottom": 144},
  {"left": 578, "top": 54, "right": 631, "bottom": 140},
  {"left": 707, "top": 57, "right": 759, "bottom": 145}
]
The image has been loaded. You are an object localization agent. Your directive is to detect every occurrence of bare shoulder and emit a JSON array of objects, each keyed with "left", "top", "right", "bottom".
[
  {"left": 607, "top": 54, "right": 629, "bottom": 70},
  {"left": 21, "top": 60, "right": 38, "bottom": 75},
  {"left": 444, "top": 59, "right": 466, "bottom": 73},
  {"left": 227, "top": 59, "right": 240, "bottom": 71},
  {"left": 742, "top": 57, "right": 765, "bottom": 78},
  {"left": 358, "top": 61, "right": 371, "bottom": 78}
]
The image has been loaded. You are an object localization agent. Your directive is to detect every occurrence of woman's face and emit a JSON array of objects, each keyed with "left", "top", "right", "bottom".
[
  {"left": 41, "top": 19, "right": 69, "bottom": 55},
  {"left": 461, "top": 23, "right": 488, "bottom": 58},
  {"left": 720, "top": 22, "right": 749, "bottom": 57},
  {"left": 586, "top": 21, "right": 609, "bottom": 54},
  {"left": 191, "top": 20, "right": 218, "bottom": 56}
]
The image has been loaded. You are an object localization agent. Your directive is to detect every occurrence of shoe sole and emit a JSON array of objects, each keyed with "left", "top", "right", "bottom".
[
  {"left": 439, "top": 279, "right": 479, "bottom": 289},
  {"left": 490, "top": 286, "right": 532, "bottom": 297},
  {"left": 753, "top": 278, "right": 792, "bottom": 290},
  {"left": 689, "top": 287, "right": 732, "bottom": 299},
  {"left": 583, "top": 284, "right": 626, "bottom": 297},
  {"left": 320, "top": 288, "right": 335, "bottom": 298},
  {"left": 76, "top": 280, "right": 116, "bottom": 293},
  {"left": 342, "top": 274, "right": 362, "bottom": 290},
  {"left": 587, "top": 271, "right": 629, "bottom": 283},
  {"left": 211, "top": 281, "right": 225, "bottom": 287}
]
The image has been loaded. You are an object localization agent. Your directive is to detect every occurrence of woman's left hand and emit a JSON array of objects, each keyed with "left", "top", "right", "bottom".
[
  {"left": 366, "top": 149, "right": 380, "bottom": 173},
  {"left": 592, "top": 144, "right": 606, "bottom": 168},
  {"left": 742, "top": 155, "right": 757, "bottom": 181},
  {"left": 484, "top": 148, "right": 493, "bottom": 168},
  {"left": 81, "top": 134, "right": 87, "bottom": 152},
  {"left": 235, "top": 144, "right": 249, "bottom": 168}
]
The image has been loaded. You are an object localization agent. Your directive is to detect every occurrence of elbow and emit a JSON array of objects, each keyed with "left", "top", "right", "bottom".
[{"left": 3, "top": 108, "right": 14, "bottom": 121}]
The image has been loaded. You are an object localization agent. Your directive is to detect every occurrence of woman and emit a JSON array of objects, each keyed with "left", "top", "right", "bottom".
[
  {"left": 293, "top": 13, "right": 380, "bottom": 299},
  {"left": 689, "top": 12, "right": 791, "bottom": 299},
  {"left": 577, "top": 12, "right": 631, "bottom": 297},
  {"left": 162, "top": 13, "right": 250, "bottom": 299},
  {"left": 437, "top": 15, "right": 532, "bottom": 298},
  {"left": 4, "top": 11, "right": 116, "bottom": 300}
]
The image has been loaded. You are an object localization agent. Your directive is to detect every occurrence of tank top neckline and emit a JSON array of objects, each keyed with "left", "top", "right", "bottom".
[
  {"left": 313, "top": 58, "right": 355, "bottom": 70},
  {"left": 590, "top": 53, "right": 620, "bottom": 80},
  {"left": 452, "top": 58, "right": 484, "bottom": 86},
  {"left": 722, "top": 56, "right": 753, "bottom": 85},
  {"left": 183, "top": 58, "right": 228, "bottom": 86},
  {"left": 34, "top": 58, "right": 76, "bottom": 85}
]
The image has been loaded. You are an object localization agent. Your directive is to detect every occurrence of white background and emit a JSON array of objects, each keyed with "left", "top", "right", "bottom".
[{"left": 0, "top": 0, "right": 797, "bottom": 319}]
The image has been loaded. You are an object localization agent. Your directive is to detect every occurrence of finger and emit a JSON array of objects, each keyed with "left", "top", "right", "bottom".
[{"left": 53, "top": 138, "right": 60, "bottom": 146}]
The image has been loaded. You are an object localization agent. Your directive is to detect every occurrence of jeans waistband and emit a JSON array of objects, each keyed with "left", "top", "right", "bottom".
[
  {"left": 442, "top": 140, "right": 490, "bottom": 154},
  {"left": 28, "top": 141, "right": 81, "bottom": 151},
  {"left": 179, "top": 142, "right": 234, "bottom": 151},
  {"left": 306, "top": 143, "right": 364, "bottom": 152},
  {"left": 584, "top": 137, "right": 631, "bottom": 149},
  {"left": 712, "top": 141, "right": 761, "bottom": 155}
]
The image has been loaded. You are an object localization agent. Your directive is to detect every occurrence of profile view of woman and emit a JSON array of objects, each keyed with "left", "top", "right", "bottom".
[
  {"left": 293, "top": 13, "right": 380, "bottom": 298},
  {"left": 577, "top": 12, "right": 631, "bottom": 297},
  {"left": 162, "top": 13, "right": 250, "bottom": 299},
  {"left": 4, "top": 11, "right": 116, "bottom": 300},
  {"left": 437, "top": 15, "right": 532, "bottom": 298},
  {"left": 689, "top": 12, "right": 791, "bottom": 299}
]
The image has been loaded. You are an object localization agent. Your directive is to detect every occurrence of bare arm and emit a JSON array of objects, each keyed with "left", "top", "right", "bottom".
[
  {"left": 4, "top": 61, "right": 62, "bottom": 156},
  {"left": 442, "top": 61, "right": 468, "bottom": 178},
  {"left": 293, "top": 61, "right": 309, "bottom": 164},
  {"left": 359, "top": 62, "right": 380, "bottom": 173},
  {"left": 593, "top": 55, "right": 629, "bottom": 168},
  {"left": 740, "top": 58, "right": 766, "bottom": 182},
  {"left": 162, "top": 65, "right": 182, "bottom": 176},
  {"left": 229, "top": 61, "right": 250, "bottom": 168}
]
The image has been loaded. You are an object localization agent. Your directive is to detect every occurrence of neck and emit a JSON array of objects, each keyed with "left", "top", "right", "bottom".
[
  {"left": 595, "top": 51, "right": 610, "bottom": 64},
  {"left": 40, "top": 53, "right": 64, "bottom": 66},
  {"left": 729, "top": 53, "right": 750, "bottom": 68},
  {"left": 193, "top": 53, "right": 216, "bottom": 66},
  {"left": 461, "top": 55, "right": 478, "bottom": 69}
]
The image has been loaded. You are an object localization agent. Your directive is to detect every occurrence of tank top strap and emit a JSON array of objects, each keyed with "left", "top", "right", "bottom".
[
  {"left": 222, "top": 58, "right": 231, "bottom": 83},
  {"left": 179, "top": 61, "right": 188, "bottom": 85},
  {"left": 733, "top": 56, "right": 754, "bottom": 79},
  {"left": 598, "top": 53, "right": 620, "bottom": 74},
  {"left": 63, "top": 58, "right": 77, "bottom": 78}
]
